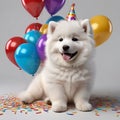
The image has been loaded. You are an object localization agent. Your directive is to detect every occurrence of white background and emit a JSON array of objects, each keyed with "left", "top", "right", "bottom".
[{"left": 0, "top": 0, "right": 119, "bottom": 95}]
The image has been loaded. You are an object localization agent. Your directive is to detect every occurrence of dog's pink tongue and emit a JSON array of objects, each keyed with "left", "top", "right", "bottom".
[{"left": 63, "top": 54, "right": 71, "bottom": 61}]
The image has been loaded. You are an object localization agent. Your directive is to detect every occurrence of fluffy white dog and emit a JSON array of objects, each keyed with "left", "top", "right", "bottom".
[{"left": 19, "top": 19, "right": 95, "bottom": 112}]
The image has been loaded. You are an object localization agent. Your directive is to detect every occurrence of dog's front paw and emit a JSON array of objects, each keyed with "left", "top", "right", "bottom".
[
  {"left": 52, "top": 102, "right": 67, "bottom": 112},
  {"left": 75, "top": 101, "right": 92, "bottom": 112},
  {"left": 18, "top": 91, "right": 34, "bottom": 104}
]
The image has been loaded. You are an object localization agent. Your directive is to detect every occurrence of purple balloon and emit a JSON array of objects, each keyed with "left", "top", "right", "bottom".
[
  {"left": 45, "top": 0, "right": 66, "bottom": 15},
  {"left": 36, "top": 34, "right": 47, "bottom": 61}
]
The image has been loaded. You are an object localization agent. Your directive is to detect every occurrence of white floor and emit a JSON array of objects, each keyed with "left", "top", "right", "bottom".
[
  {"left": 0, "top": 80, "right": 120, "bottom": 120},
  {"left": 0, "top": 103, "right": 120, "bottom": 120},
  {"left": 0, "top": 110, "right": 120, "bottom": 120}
]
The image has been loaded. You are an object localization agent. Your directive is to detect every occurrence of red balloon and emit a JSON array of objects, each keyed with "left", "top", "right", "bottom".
[
  {"left": 5, "top": 37, "right": 26, "bottom": 67},
  {"left": 21, "top": 0, "right": 44, "bottom": 19},
  {"left": 25, "top": 23, "right": 42, "bottom": 33}
]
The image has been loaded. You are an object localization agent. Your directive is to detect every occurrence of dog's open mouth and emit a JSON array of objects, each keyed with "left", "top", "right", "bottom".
[{"left": 61, "top": 51, "right": 78, "bottom": 61}]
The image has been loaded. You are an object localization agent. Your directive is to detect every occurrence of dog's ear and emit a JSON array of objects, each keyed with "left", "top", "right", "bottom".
[
  {"left": 81, "top": 19, "right": 93, "bottom": 37},
  {"left": 47, "top": 21, "right": 58, "bottom": 34}
]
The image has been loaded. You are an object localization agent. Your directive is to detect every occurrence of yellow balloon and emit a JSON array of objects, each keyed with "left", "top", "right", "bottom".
[
  {"left": 40, "top": 24, "right": 48, "bottom": 34},
  {"left": 90, "top": 15, "right": 113, "bottom": 47}
]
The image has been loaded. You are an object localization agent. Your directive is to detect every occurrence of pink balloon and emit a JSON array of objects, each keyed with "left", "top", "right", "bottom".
[
  {"left": 36, "top": 34, "right": 47, "bottom": 61},
  {"left": 45, "top": 0, "right": 66, "bottom": 16}
]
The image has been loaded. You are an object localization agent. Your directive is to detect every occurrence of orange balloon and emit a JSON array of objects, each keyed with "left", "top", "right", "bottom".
[
  {"left": 90, "top": 15, "right": 113, "bottom": 47},
  {"left": 40, "top": 24, "right": 48, "bottom": 34}
]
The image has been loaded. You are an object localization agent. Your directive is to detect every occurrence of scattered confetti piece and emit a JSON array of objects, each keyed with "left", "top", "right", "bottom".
[
  {"left": 66, "top": 113, "right": 74, "bottom": 115},
  {"left": 66, "top": 111, "right": 77, "bottom": 115}
]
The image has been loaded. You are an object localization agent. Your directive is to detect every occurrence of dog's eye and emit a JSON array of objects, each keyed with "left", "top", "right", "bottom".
[
  {"left": 72, "top": 37, "right": 78, "bottom": 41},
  {"left": 59, "top": 38, "right": 63, "bottom": 42}
]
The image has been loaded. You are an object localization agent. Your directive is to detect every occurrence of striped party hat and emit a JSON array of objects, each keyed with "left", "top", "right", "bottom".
[{"left": 66, "top": 3, "right": 77, "bottom": 21}]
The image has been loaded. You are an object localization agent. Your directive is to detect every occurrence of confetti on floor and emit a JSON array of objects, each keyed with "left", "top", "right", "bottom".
[
  {"left": 66, "top": 96, "right": 120, "bottom": 117},
  {"left": 0, "top": 95, "right": 120, "bottom": 117},
  {"left": 0, "top": 95, "right": 51, "bottom": 116},
  {"left": 90, "top": 96, "right": 120, "bottom": 117}
]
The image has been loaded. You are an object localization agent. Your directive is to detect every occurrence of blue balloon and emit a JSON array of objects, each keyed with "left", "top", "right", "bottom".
[
  {"left": 24, "top": 30, "right": 41, "bottom": 44},
  {"left": 15, "top": 43, "right": 40, "bottom": 75},
  {"left": 46, "top": 15, "right": 64, "bottom": 24}
]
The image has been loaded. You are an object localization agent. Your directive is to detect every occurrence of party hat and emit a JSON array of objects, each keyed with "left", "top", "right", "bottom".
[{"left": 66, "top": 3, "right": 77, "bottom": 21}]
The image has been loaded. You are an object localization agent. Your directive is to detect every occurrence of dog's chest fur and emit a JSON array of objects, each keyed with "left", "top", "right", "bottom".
[{"left": 42, "top": 64, "right": 90, "bottom": 100}]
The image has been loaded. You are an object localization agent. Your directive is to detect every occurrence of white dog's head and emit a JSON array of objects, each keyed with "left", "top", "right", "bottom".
[{"left": 46, "top": 20, "right": 95, "bottom": 67}]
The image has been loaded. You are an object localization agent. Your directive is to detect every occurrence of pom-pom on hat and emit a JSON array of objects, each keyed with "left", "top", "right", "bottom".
[{"left": 66, "top": 3, "right": 77, "bottom": 21}]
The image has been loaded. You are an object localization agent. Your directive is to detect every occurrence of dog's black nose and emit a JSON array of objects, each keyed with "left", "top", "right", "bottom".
[{"left": 63, "top": 45, "right": 70, "bottom": 51}]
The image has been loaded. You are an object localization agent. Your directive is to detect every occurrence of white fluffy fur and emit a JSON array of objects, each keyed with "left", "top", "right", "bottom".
[{"left": 19, "top": 19, "right": 95, "bottom": 112}]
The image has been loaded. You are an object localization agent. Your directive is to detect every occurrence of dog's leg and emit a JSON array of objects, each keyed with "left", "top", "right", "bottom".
[
  {"left": 19, "top": 74, "right": 43, "bottom": 104},
  {"left": 74, "top": 86, "right": 92, "bottom": 111},
  {"left": 46, "top": 83, "right": 67, "bottom": 112}
]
